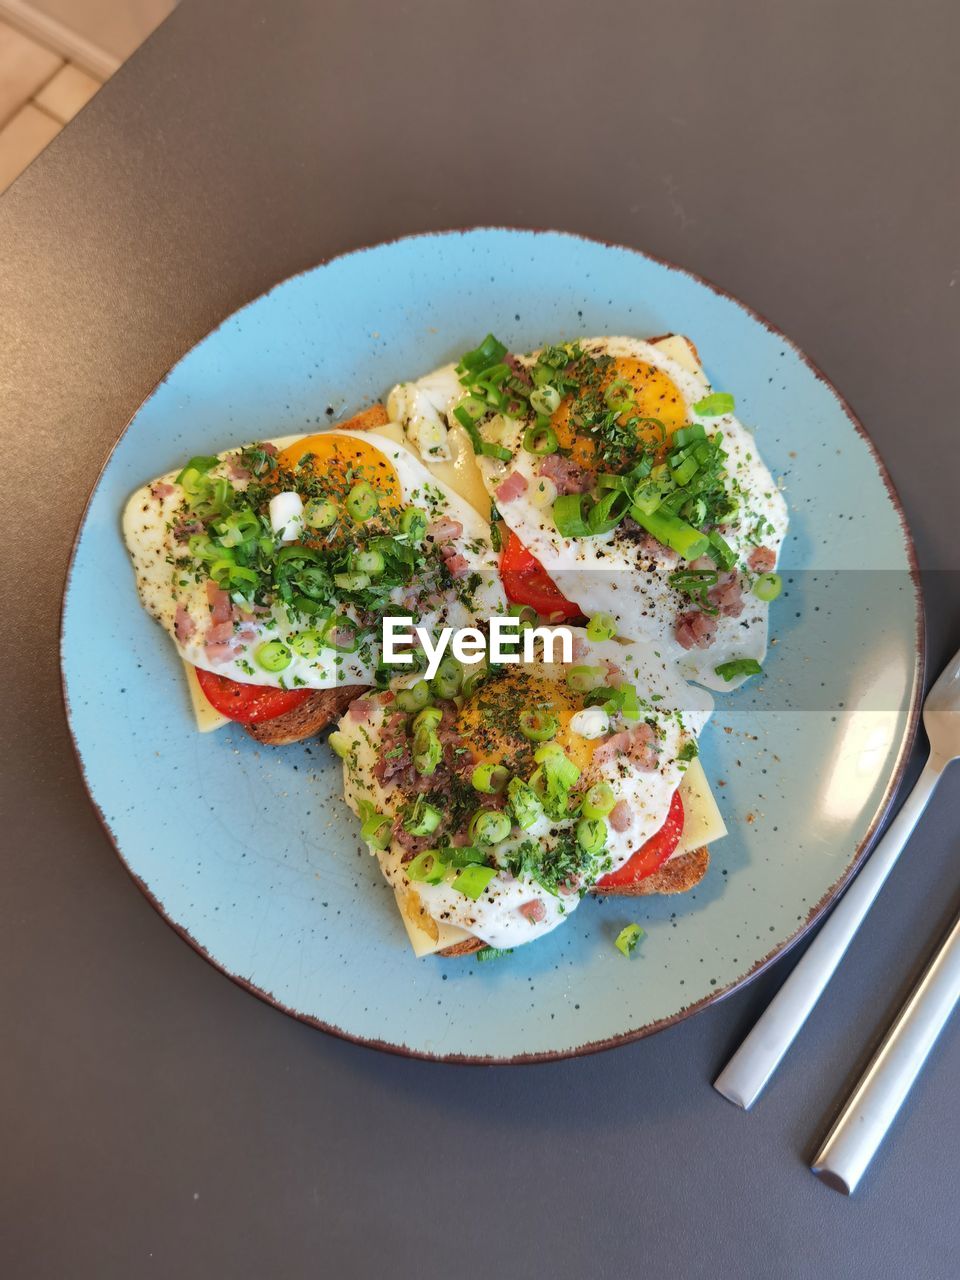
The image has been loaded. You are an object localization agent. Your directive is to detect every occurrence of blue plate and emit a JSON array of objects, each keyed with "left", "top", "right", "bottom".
[{"left": 61, "top": 229, "right": 923, "bottom": 1061}]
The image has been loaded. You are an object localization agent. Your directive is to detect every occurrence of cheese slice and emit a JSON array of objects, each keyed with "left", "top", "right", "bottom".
[
  {"left": 394, "top": 887, "right": 473, "bottom": 958},
  {"left": 182, "top": 660, "right": 230, "bottom": 732},
  {"left": 676, "top": 757, "right": 727, "bottom": 855}
]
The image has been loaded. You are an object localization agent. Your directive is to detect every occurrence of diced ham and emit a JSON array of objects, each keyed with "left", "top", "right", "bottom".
[
  {"left": 174, "top": 605, "right": 196, "bottom": 643},
  {"left": 592, "top": 722, "right": 659, "bottom": 771},
  {"left": 609, "top": 799, "right": 634, "bottom": 832},
  {"left": 442, "top": 551, "right": 470, "bottom": 578},
  {"left": 261, "top": 442, "right": 278, "bottom": 456},
  {"left": 173, "top": 518, "right": 204, "bottom": 542},
  {"left": 603, "top": 658, "right": 624, "bottom": 686},
  {"left": 226, "top": 459, "right": 252, "bottom": 483},
  {"left": 675, "top": 610, "right": 719, "bottom": 650},
  {"left": 571, "top": 633, "right": 591, "bottom": 662},
  {"left": 537, "top": 454, "right": 592, "bottom": 495},
  {"left": 505, "top": 353, "right": 532, "bottom": 386},
  {"left": 150, "top": 481, "right": 175, "bottom": 500},
  {"left": 748, "top": 545, "right": 776, "bottom": 573},
  {"left": 349, "top": 697, "right": 374, "bottom": 723},
  {"left": 519, "top": 899, "right": 546, "bottom": 924},
  {"left": 204, "top": 640, "right": 237, "bottom": 664},
  {"left": 426, "top": 516, "right": 463, "bottom": 544},
  {"left": 205, "top": 580, "right": 232, "bottom": 624},
  {"left": 707, "top": 572, "right": 744, "bottom": 618},
  {"left": 206, "top": 619, "right": 235, "bottom": 645},
  {"left": 495, "top": 471, "right": 528, "bottom": 503}
]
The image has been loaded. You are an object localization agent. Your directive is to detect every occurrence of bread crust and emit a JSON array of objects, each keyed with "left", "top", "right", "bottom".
[
  {"left": 244, "top": 684, "right": 369, "bottom": 746},
  {"left": 436, "top": 847, "right": 710, "bottom": 957}
]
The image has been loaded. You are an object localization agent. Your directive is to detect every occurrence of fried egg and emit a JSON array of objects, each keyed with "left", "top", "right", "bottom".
[
  {"left": 394, "top": 336, "right": 789, "bottom": 691},
  {"left": 335, "top": 631, "right": 713, "bottom": 949},
  {"left": 123, "top": 429, "right": 506, "bottom": 690}
]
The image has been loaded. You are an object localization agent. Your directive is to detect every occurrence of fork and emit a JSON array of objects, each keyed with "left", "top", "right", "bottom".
[{"left": 714, "top": 645, "right": 960, "bottom": 1111}]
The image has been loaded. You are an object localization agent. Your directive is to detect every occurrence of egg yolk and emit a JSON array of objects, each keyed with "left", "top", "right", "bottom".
[
  {"left": 276, "top": 432, "right": 401, "bottom": 507},
  {"left": 458, "top": 669, "right": 598, "bottom": 777},
  {"left": 550, "top": 357, "right": 688, "bottom": 471}
]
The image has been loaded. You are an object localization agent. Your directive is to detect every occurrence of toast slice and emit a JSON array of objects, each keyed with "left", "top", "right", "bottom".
[
  {"left": 245, "top": 683, "right": 370, "bottom": 746},
  {"left": 436, "top": 845, "right": 711, "bottom": 957}
]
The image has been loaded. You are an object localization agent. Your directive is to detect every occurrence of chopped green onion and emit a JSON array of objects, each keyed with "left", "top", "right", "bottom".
[
  {"left": 451, "top": 864, "right": 498, "bottom": 900},
  {"left": 671, "top": 454, "right": 699, "bottom": 486},
  {"left": 471, "top": 763, "right": 510, "bottom": 794},
  {"left": 304, "top": 497, "right": 338, "bottom": 529},
  {"left": 628, "top": 504, "right": 710, "bottom": 561},
  {"left": 468, "top": 809, "right": 512, "bottom": 846},
  {"left": 328, "top": 731, "right": 350, "bottom": 760},
  {"left": 479, "top": 441, "right": 514, "bottom": 462},
  {"left": 354, "top": 549, "right": 385, "bottom": 576},
  {"left": 456, "top": 395, "right": 488, "bottom": 422},
  {"left": 475, "top": 946, "right": 513, "bottom": 962},
  {"left": 693, "top": 392, "right": 735, "bottom": 416},
  {"left": 522, "top": 424, "right": 559, "bottom": 456},
  {"left": 506, "top": 777, "right": 543, "bottom": 830},
  {"left": 458, "top": 333, "right": 508, "bottom": 374},
  {"left": 529, "top": 385, "right": 561, "bottom": 416},
  {"left": 509, "top": 603, "right": 538, "bottom": 625},
  {"left": 412, "top": 726, "right": 443, "bottom": 776},
  {"left": 615, "top": 923, "right": 644, "bottom": 957},
  {"left": 752, "top": 572, "right": 782, "bottom": 601},
  {"left": 576, "top": 816, "right": 607, "bottom": 855},
  {"left": 358, "top": 800, "right": 392, "bottom": 850},
  {"left": 440, "top": 846, "right": 488, "bottom": 867},
  {"left": 670, "top": 424, "right": 707, "bottom": 447},
  {"left": 519, "top": 706, "right": 559, "bottom": 742},
  {"left": 175, "top": 455, "right": 220, "bottom": 485},
  {"left": 552, "top": 493, "right": 593, "bottom": 538},
  {"left": 333, "top": 571, "right": 370, "bottom": 591},
  {"left": 604, "top": 378, "right": 636, "bottom": 412},
  {"left": 320, "top": 615, "right": 359, "bottom": 652},
  {"left": 677, "top": 740, "right": 699, "bottom": 762},
  {"left": 396, "top": 680, "right": 432, "bottom": 713},
  {"left": 430, "top": 657, "right": 463, "bottom": 700},
  {"left": 566, "top": 665, "right": 606, "bottom": 693},
  {"left": 707, "top": 530, "right": 737, "bottom": 571},
  {"left": 586, "top": 612, "right": 617, "bottom": 642},
  {"left": 533, "top": 743, "right": 581, "bottom": 792},
  {"left": 345, "top": 481, "right": 378, "bottom": 521},
  {"left": 461, "top": 665, "right": 489, "bottom": 699},
  {"left": 582, "top": 782, "right": 616, "bottom": 819},
  {"left": 255, "top": 640, "right": 292, "bottom": 672},
  {"left": 400, "top": 506, "right": 428, "bottom": 543},
  {"left": 715, "top": 658, "right": 763, "bottom": 682},
  {"left": 403, "top": 796, "right": 443, "bottom": 836},
  {"left": 406, "top": 850, "right": 445, "bottom": 885},
  {"left": 291, "top": 629, "right": 324, "bottom": 659},
  {"left": 413, "top": 705, "right": 443, "bottom": 733},
  {"left": 586, "top": 488, "right": 630, "bottom": 534}
]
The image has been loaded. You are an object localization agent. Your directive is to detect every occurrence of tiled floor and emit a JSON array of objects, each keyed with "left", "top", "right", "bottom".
[{"left": 0, "top": 2, "right": 172, "bottom": 193}]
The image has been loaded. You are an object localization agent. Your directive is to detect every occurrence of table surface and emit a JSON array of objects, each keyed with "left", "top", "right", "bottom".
[{"left": 2, "top": 1, "right": 959, "bottom": 1275}]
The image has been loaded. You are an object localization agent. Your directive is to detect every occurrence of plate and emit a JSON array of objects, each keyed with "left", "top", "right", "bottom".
[{"left": 61, "top": 228, "right": 923, "bottom": 1061}]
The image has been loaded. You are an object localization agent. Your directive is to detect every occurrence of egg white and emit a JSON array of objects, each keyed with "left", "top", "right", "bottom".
[
  {"left": 122, "top": 429, "right": 507, "bottom": 690},
  {"left": 336, "top": 632, "right": 713, "bottom": 949}
]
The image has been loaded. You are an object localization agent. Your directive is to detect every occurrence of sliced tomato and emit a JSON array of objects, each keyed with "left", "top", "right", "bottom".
[
  {"left": 195, "top": 668, "right": 315, "bottom": 724},
  {"left": 596, "top": 791, "right": 685, "bottom": 889},
  {"left": 499, "top": 530, "right": 582, "bottom": 621}
]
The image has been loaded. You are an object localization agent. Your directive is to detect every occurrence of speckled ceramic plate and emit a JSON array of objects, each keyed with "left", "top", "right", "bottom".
[{"left": 61, "top": 229, "right": 923, "bottom": 1061}]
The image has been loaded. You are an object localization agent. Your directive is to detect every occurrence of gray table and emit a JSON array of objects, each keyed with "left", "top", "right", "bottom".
[{"left": 2, "top": 2, "right": 959, "bottom": 1275}]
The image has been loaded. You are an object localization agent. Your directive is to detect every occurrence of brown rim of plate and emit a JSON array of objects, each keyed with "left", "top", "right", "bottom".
[{"left": 58, "top": 227, "right": 926, "bottom": 1065}]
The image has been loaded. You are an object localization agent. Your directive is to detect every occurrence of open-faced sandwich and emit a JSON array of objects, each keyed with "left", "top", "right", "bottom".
[{"left": 123, "top": 329, "right": 785, "bottom": 958}]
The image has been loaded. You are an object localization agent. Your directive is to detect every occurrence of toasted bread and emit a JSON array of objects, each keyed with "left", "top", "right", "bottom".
[
  {"left": 244, "top": 684, "right": 369, "bottom": 746},
  {"left": 436, "top": 846, "right": 711, "bottom": 957}
]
